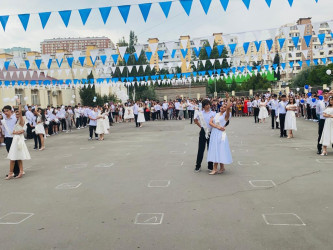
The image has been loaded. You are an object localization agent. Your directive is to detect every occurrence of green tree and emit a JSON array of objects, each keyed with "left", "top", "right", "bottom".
[
  {"left": 79, "top": 72, "right": 96, "bottom": 106},
  {"left": 273, "top": 53, "right": 281, "bottom": 81}
]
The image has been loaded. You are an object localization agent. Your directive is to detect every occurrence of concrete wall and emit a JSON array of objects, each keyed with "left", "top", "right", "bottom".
[{"left": 155, "top": 86, "right": 206, "bottom": 101}]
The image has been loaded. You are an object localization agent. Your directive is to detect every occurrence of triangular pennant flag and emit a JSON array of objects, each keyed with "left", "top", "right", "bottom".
[
  {"left": 193, "top": 47, "right": 201, "bottom": 57},
  {"left": 112, "top": 54, "right": 119, "bottom": 65},
  {"left": 226, "top": 58, "right": 231, "bottom": 65},
  {"left": 292, "top": 36, "right": 300, "bottom": 48},
  {"left": 289, "top": 61, "right": 294, "bottom": 68},
  {"left": 123, "top": 53, "right": 130, "bottom": 63},
  {"left": 318, "top": 33, "right": 325, "bottom": 45},
  {"left": 312, "top": 22, "right": 321, "bottom": 35},
  {"left": 143, "top": 65, "right": 148, "bottom": 71},
  {"left": 305, "top": 60, "right": 310, "bottom": 67},
  {"left": 322, "top": 58, "right": 327, "bottom": 65},
  {"left": 78, "top": 56, "right": 86, "bottom": 66},
  {"left": 207, "top": 36, "right": 215, "bottom": 48},
  {"left": 180, "top": 49, "right": 188, "bottom": 58},
  {"left": 205, "top": 46, "right": 212, "bottom": 58},
  {"left": 18, "top": 14, "right": 30, "bottom": 31},
  {"left": 313, "top": 59, "right": 318, "bottom": 65},
  {"left": 0, "top": 15, "right": 9, "bottom": 31},
  {"left": 219, "top": 0, "right": 229, "bottom": 11},
  {"left": 100, "top": 55, "right": 107, "bottom": 65},
  {"left": 133, "top": 53, "right": 139, "bottom": 61},
  {"left": 254, "top": 41, "right": 261, "bottom": 52},
  {"left": 90, "top": 50, "right": 99, "bottom": 64},
  {"left": 56, "top": 59, "right": 63, "bottom": 68},
  {"left": 139, "top": 3, "right": 152, "bottom": 22},
  {"left": 282, "top": 26, "right": 290, "bottom": 38},
  {"left": 25, "top": 60, "right": 30, "bottom": 70},
  {"left": 72, "top": 51, "right": 81, "bottom": 62},
  {"left": 270, "top": 52, "right": 275, "bottom": 60},
  {"left": 9, "top": 71, "right": 14, "bottom": 78},
  {"left": 201, "top": 60, "right": 206, "bottom": 67},
  {"left": 67, "top": 57, "right": 74, "bottom": 68},
  {"left": 280, "top": 62, "right": 286, "bottom": 70},
  {"left": 29, "top": 70, "right": 34, "bottom": 78},
  {"left": 180, "top": 39, "right": 188, "bottom": 50},
  {"left": 192, "top": 39, "right": 201, "bottom": 50},
  {"left": 73, "top": 69, "right": 77, "bottom": 76},
  {"left": 149, "top": 43, "right": 158, "bottom": 54},
  {"left": 228, "top": 43, "right": 237, "bottom": 55},
  {"left": 99, "top": 7, "right": 111, "bottom": 24},
  {"left": 265, "top": 0, "right": 272, "bottom": 7},
  {"left": 159, "top": 63, "right": 164, "bottom": 70},
  {"left": 159, "top": 1, "right": 172, "bottom": 18},
  {"left": 297, "top": 24, "right": 306, "bottom": 37},
  {"left": 266, "top": 39, "right": 273, "bottom": 51},
  {"left": 242, "top": 0, "right": 251, "bottom": 9},
  {"left": 298, "top": 61, "right": 303, "bottom": 68},
  {"left": 127, "top": 65, "right": 133, "bottom": 73},
  {"left": 302, "top": 50, "right": 309, "bottom": 59},
  {"left": 118, "top": 5, "right": 131, "bottom": 23},
  {"left": 78, "top": 8, "right": 92, "bottom": 25},
  {"left": 35, "top": 59, "right": 42, "bottom": 70},
  {"left": 146, "top": 51, "right": 153, "bottom": 61},
  {"left": 134, "top": 45, "right": 143, "bottom": 54},
  {"left": 157, "top": 50, "right": 165, "bottom": 61},
  {"left": 164, "top": 42, "right": 175, "bottom": 54},
  {"left": 118, "top": 46, "right": 127, "bottom": 58},
  {"left": 58, "top": 10, "right": 72, "bottom": 27},
  {"left": 243, "top": 42, "right": 250, "bottom": 54},
  {"left": 193, "top": 61, "right": 198, "bottom": 69},
  {"left": 22, "top": 71, "right": 27, "bottom": 78},
  {"left": 217, "top": 45, "right": 224, "bottom": 56},
  {"left": 278, "top": 38, "right": 286, "bottom": 50},
  {"left": 200, "top": 0, "right": 212, "bottom": 14},
  {"left": 288, "top": 0, "right": 294, "bottom": 7},
  {"left": 303, "top": 35, "right": 312, "bottom": 47},
  {"left": 65, "top": 69, "right": 70, "bottom": 77},
  {"left": 37, "top": 12, "right": 51, "bottom": 29},
  {"left": 13, "top": 57, "right": 23, "bottom": 68},
  {"left": 119, "top": 66, "right": 125, "bottom": 74},
  {"left": 209, "top": 59, "right": 215, "bottom": 66},
  {"left": 180, "top": 0, "right": 193, "bottom": 16}
]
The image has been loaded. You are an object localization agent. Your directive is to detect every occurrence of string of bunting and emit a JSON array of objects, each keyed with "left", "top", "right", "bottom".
[{"left": 0, "top": 0, "right": 319, "bottom": 31}]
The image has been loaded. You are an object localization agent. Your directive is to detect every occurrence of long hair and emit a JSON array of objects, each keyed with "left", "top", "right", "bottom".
[
  {"left": 328, "top": 97, "right": 333, "bottom": 107},
  {"left": 39, "top": 109, "right": 46, "bottom": 122}
]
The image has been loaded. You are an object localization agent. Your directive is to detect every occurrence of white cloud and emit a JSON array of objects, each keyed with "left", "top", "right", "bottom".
[{"left": 0, "top": 0, "right": 330, "bottom": 51}]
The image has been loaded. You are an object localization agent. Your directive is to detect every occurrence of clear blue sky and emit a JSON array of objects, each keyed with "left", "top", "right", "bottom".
[{"left": 0, "top": 0, "right": 329, "bottom": 51}]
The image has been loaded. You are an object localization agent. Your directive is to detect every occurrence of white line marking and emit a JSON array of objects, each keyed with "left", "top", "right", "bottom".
[
  {"left": 316, "top": 159, "right": 333, "bottom": 164},
  {"left": 65, "top": 164, "right": 88, "bottom": 169},
  {"left": 0, "top": 212, "right": 34, "bottom": 225},
  {"left": 94, "top": 163, "right": 114, "bottom": 168},
  {"left": 56, "top": 182, "right": 82, "bottom": 190},
  {"left": 249, "top": 180, "right": 276, "bottom": 188},
  {"left": 134, "top": 213, "right": 164, "bottom": 225},
  {"left": 170, "top": 151, "right": 186, "bottom": 154},
  {"left": 238, "top": 161, "right": 260, "bottom": 166},
  {"left": 80, "top": 146, "right": 95, "bottom": 150},
  {"left": 148, "top": 180, "right": 171, "bottom": 188},
  {"left": 262, "top": 213, "right": 306, "bottom": 226}
]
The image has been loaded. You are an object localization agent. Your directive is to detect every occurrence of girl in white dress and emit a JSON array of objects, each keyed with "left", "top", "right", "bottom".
[
  {"left": 124, "top": 103, "right": 134, "bottom": 122},
  {"left": 207, "top": 94, "right": 232, "bottom": 175},
  {"left": 258, "top": 97, "right": 268, "bottom": 123},
  {"left": 6, "top": 103, "right": 31, "bottom": 179},
  {"left": 96, "top": 107, "right": 106, "bottom": 141},
  {"left": 320, "top": 97, "right": 333, "bottom": 156},
  {"left": 103, "top": 106, "right": 110, "bottom": 133},
  {"left": 137, "top": 103, "right": 146, "bottom": 128},
  {"left": 35, "top": 108, "right": 46, "bottom": 150},
  {"left": 285, "top": 97, "right": 297, "bottom": 139}
]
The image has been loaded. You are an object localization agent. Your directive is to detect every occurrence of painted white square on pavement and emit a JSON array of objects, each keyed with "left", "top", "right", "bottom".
[
  {"left": 94, "top": 163, "right": 114, "bottom": 168},
  {"left": 135, "top": 213, "right": 164, "bottom": 225},
  {"left": 0, "top": 212, "right": 34, "bottom": 225},
  {"left": 148, "top": 180, "right": 171, "bottom": 188},
  {"left": 65, "top": 163, "right": 88, "bottom": 169},
  {"left": 164, "top": 161, "right": 184, "bottom": 167},
  {"left": 169, "top": 151, "right": 186, "bottom": 155},
  {"left": 55, "top": 182, "right": 82, "bottom": 190},
  {"left": 249, "top": 180, "right": 276, "bottom": 188},
  {"left": 238, "top": 161, "right": 259, "bottom": 166},
  {"left": 262, "top": 213, "right": 306, "bottom": 226}
]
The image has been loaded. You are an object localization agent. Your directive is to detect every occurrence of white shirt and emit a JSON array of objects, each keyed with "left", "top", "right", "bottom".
[
  {"left": 89, "top": 111, "right": 98, "bottom": 126},
  {"left": 318, "top": 100, "right": 329, "bottom": 120},
  {"left": 162, "top": 103, "right": 168, "bottom": 110},
  {"left": 268, "top": 99, "right": 279, "bottom": 111},
  {"left": 133, "top": 104, "right": 139, "bottom": 115},
  {"left": 175, "top": 102, "right": 180, "bottom": 110},
  {"left": 194, "top": 110, "right": 216, "bottom": 130},
  {"left": 252, "top": 100, "right": 260, "bottom": 108},
  {"left": 278, "top": 101, "right": 288, "bottom": 114},
  {"left": 2, "top": 114, "right": 17, "bottom": 138}
]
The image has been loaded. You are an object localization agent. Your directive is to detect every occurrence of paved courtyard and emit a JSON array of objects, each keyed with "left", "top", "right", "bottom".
[{"left": 0, "top": 117, "right": 333, "bottom": 250}]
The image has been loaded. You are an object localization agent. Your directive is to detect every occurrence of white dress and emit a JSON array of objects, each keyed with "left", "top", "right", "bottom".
[
  {"left": 124, "top": 107, "right": 134, "bottom": 120},
  {"left": 103, "top": 113, "right": 110, "bottom": 135},
  {"left": 285, "top": 104, "right": 297, "bottom": 131},
  {"left": 96, "top": 112, "right": 106, "bottom": 135},
  {"left": 258, "top": 102, "right": 269, "bottom": 119},
  {"left": 207, "top": 113, "right": 233, "bottom": 164},
  {"left": 320, "top": 107, "right": 333, "bottom": 146},
  {"left": 7, "top": 123, "right": 31, "bottom": 161},
  {"left": 35, "top": 116, "right": 45, "bottom": 135},
  {"left": 137, "top": 108, "right": 145, "bottom": 123}
]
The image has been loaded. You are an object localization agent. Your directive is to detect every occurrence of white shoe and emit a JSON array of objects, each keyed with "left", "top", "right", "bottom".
[{"left": 1, "top": 143, "right": 5, "bottom": 146}]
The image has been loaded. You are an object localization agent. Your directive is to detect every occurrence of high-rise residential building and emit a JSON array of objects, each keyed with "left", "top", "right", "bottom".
[
  {"left": 40, "top": 37, "right": 115, "bottom": 54},
  {"left": 0, "top": 47, "right": 32, "bottom": 57}
]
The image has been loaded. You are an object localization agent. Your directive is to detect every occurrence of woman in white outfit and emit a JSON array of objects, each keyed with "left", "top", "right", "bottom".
[
  {"left": 103, "top": 106, "right": 110, "bottom": 133},
  {"left": 137, "top": 103, "right": 146, "bottom": 128},
  {"left": 320, "top": 97, "right": 333, "bottom": 156},
  {"left": 207, "top": 94, "right": 233, "bottom": 175},
  {"left": 96, "top": 107, "right": 106, "bottom": 141},
  {"left": 6, "top": 103, "right": 31, "bottom": 179},
  {"left": 258, "top": 97, "right": 268, "bottom": 123},
  {"left": 35, "top": 108, "right": 46, "bottom": 150},
  {"left": 285, "top": 97, "right": 297, "bottom": 139}
]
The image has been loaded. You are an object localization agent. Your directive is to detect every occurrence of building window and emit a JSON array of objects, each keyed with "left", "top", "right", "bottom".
[
  {"left": 47, "top": 91, "right": 51, "bottom": 105},
  {"left": 15, "top": 89, "right": 24, "bottom": 105},
  {"left": 31, "top": 90, "right": 39, "bottom": 105}
]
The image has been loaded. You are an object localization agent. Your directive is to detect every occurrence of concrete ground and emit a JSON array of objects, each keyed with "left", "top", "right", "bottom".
[{"left": 0, "top": 117, "right": 333, "bottom": 250}]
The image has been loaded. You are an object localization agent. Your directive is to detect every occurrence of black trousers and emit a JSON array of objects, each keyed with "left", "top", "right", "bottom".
[
  {"left": 279, "top": 114, "right": 287, "bottom": 136},
  {"left": 26, "top": 123, "right": 33, "bottom": 139},
  {"left": 83, "top": 117, "right": 87, "bottom": 127},
  {"left": 188, "top": 110, "right": 194, "bottom": 124},
  {"left": 300, "top": 105, "right": 304, "bottom": 117},
  {"left": 311, "top": 108, "right": 317, "bottom": 120},
  {"left": 144, "top": 111, "right": 150, "bottom": 121},
  {"left": 317, "top": 119, "right": 325, "bottom": 152},
  {"left": 307, "top": 104, "right": 312, "bottom": 119},
  {"left": 175, "top": 110, "right": 179, "bottom": 119},
  {"left": 271, "top": 110, "right": 279, "bottom": 129},
  {"left": 156, "top": 111, "right": 161, "bottom": 120},
  {"left": 33, "top": 131, "right": 41, "bottom": 149},
  {"left": 61, "top": 118, "right": 66, "bottom": 131},
  {"left": 134, "top": 114, "right": 138, "bottom": 127},
  {"left": 5, "top": 137, "right": 19, "bottom": 175},
  {"left": 76, "top": 117, "right": 81, "bottom": 128},
  {"left": 163, "top": 110, "right": 168, "bottom": 120},
  {"left": 254, "top": 108, "right": 259, "bottom": 123},
  {"left": 89, "top": 125, "right": 97, "bottom": 138},
  {"left": 196, "top": 128, "right": 213, "bottom": 170}
]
